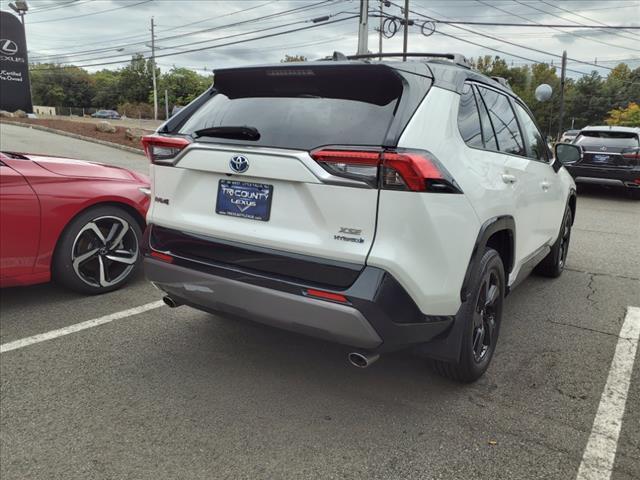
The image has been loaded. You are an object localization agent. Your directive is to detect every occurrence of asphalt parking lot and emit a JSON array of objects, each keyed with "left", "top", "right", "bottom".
[{"left": 1, "top": 125, "right": 639, "bottom": 480}]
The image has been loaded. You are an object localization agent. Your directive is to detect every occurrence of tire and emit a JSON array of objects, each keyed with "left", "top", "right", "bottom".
[
  {"left": 534, "top": 205, "right": 572, "bottom": 278},
  {"left": 430, "top": 248, "right": 505, "bottom": 383},
  {"left": 52, "top": 205, "right": 143, "bottom": 294}
]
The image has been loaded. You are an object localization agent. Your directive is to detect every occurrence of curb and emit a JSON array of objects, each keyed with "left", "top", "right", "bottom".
[{"left": 1, "top": 120, "right": 146, "bottom": 156}]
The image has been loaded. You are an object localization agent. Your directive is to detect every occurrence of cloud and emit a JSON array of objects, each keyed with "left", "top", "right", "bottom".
[{"left": 21, "top": 0, "right": 640, "bottom": 77}]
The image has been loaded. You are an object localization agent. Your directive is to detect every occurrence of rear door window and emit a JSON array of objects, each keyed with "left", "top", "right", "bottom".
[
  {"left": 179, "top": 65, "right": 408, "bottom": 151},
  {"left": 457, "top": 84, "right": 484, "bottom": 148},
  {"left": 477, "top": 86, "right": 525, "bottom": 156},
  {"left": 473, "top": 85, "right": 498, "bottom": 151}
]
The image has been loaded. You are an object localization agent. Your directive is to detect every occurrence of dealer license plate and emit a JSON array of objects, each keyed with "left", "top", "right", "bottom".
[{"left": 216, "top": 180, "right": 273, "bottom": 221}]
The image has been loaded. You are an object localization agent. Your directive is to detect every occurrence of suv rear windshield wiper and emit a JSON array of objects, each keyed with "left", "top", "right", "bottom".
[{"left": 193, "top": 126, "right": 260, "bottom": 141}]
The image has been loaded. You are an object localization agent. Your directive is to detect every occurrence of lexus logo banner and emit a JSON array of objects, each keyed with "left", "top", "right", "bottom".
[{"left": 0, "top": 10, "right": 32, "bottom": 113}]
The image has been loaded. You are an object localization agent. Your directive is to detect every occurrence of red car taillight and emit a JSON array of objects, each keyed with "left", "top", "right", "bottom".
[
  {"left": 141, "top": 135, "right": 191, "bottom": 165},
  {"left": 621, "top": 148, "right": 639, "bottom": 162},
  {"left": 311, "top": 148, "right": 461, "bottom": 193}
]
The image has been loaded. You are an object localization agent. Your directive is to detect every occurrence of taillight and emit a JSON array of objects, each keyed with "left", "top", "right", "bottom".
[
  {"left": 141, "top": 135, "right": 191, "bottom": 165},
  {"left": 311, "top": 149, "right": 380, "bottom": 187},
  {"left": 310, "top": 148, "right": 461, "bottom": 193},
  {"left": 621, "top": 148, "right": 639, "bottom": 162}
]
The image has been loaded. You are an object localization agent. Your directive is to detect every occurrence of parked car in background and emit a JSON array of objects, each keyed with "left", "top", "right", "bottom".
[
  {"left": 0, "top": 151, "right": 150, "bottom": 292},
  {"left": 142, "top": 54, "right": 576, "bottom": 382},
  {"left": 92, "top": 109, "right": 121, "bottom": 119},
  {"left": 559, "top": 126, "right": 640, "bottom": 198},
  {"left": 560, "top": 129, "right": 580, "bottom": 143}
]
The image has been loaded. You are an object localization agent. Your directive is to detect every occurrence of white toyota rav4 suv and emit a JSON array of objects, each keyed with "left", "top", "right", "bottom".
[{"left": 142, "top": 54, "right": 577, "bottom": 382}]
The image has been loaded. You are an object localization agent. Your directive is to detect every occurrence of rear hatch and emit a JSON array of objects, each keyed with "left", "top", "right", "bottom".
[
  {"left": 147, "top": 63, "right": 430, "bottom": 281},
  {"left": 574, "top": 130, "right": 640, "bottom": 168}
]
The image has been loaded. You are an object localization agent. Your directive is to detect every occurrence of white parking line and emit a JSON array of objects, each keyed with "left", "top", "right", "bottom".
[
  {"left": 0, "top": 301, "right": 164, "bottom": 354},
  {"left": 576, "top": 306, "right": 640, "bottom": 480}
]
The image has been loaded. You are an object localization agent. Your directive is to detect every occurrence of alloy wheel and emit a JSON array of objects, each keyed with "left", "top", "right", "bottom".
[
  {"left": 558, "top": 216, "right": 571, "bottom": 269},
  {"left": 472, "top": 270, "right": 500, "bottom": 363},
  {"left": 71, "top": 216, "right": 139, "bottom": 288}
]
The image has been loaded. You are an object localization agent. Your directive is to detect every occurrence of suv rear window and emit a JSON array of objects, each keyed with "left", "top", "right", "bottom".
[
  {"left": 574, "top": 131, "right": 639, "bottom": 148},
  {"left": 178, "top": 65, "right": 407, "bottom": 151}
]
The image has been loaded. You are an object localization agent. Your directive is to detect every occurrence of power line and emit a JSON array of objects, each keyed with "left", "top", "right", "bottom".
[
  {"left": 514, "top": 0, "right": 639, "bottom": 45},
  {"left": 28, "top": 0, "right": 154, "bottom": 24},
  {"left": 536, "top": 0, "right": 639, "bottom": 43},
  {"left": 28, "top": 1, "right": 276, "bottom": 56},
  {"left": 30, "top": 0, "right": 337, "bottom": 62},
  {"left": 29, "top": 0, "right": 94, "bottom": 15},
  {"left": 475, "top": 0, "right": 640, "bottom": 52},
  {"left": 399, "top": 4, "right": 639, "bottom": 84},
  {"left": 32, "top": 9, "right": 347, "bottom": 67},
  {"left": 388, "top": 2, "right": 620, "bottom": 73},
  {"left": 30, "top": 15, "right": 357, "bottom": 71}
]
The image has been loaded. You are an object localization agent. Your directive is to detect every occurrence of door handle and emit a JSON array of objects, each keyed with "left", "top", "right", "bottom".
[
  {"left": 541, "top": 181, "right": 551, "bottom": 191},
  {"left": 501, "top": 174, "right": 517, "bottom": 184}
]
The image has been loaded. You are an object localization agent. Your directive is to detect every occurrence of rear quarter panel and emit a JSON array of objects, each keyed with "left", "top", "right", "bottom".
[{"left": 367, "top": 87, "right": 485, "bottom": 316}]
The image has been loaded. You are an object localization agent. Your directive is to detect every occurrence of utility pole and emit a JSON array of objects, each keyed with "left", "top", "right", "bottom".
[
  {"left": 402, "top": 0, "right": 409, "bottom": 61},
  {"left": 151, "top": 17, "right": 158, "bottom": 121},
  {"left": 378, "top": 0, "right": 383, "bottom": 60},
  {"left": 165, "top": 89, "right": 169, "bottom": 120},
  {"left": 357, "top": 0, "right": 369, "bottom": 55},
  {"left": 557, "top": 50, "right": 567, "bottom": 140}
]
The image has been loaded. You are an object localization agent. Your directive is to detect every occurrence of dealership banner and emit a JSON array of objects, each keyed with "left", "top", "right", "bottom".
[{"left": 0, "top": 10, "right": 32, "bottom": 113}]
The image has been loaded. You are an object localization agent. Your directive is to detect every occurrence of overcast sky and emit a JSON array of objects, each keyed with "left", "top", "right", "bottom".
[{"left": 5, "top": 0, "right": 640, "bottom": 78}]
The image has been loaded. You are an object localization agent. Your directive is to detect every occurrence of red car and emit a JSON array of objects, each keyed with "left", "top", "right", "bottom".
[{"left": 0, "top": 151, "right": 150, "bottom": 293}]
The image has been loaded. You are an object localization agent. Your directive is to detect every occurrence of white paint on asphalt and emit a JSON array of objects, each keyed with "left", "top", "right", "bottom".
[
  {"left": 576, "top": 306, "right": 640, "bottom": 480},
  {"left": 0, "top": 301, "right": 164, "bottom": 353}
]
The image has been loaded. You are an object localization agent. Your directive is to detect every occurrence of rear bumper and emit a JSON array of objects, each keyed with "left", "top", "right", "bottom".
[
  {"left": 143, "top": 227, "right": 455, "bottom": 354},
  {"left": 566, "top": 164, "right": 640, "bottom": 188}
]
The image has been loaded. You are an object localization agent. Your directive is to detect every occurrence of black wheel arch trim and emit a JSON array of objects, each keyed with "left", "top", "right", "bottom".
[{"left": 460, "top": 215, "right": 515, "bottom": 303}]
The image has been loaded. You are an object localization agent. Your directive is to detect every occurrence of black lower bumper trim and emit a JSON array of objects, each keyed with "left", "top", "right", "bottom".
[{"left": 143, "top": 226, "right": 455, "bottom": 354}]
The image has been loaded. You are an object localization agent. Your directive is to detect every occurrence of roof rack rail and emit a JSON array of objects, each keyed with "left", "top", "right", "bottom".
[
  {"left": 332, "top": 51, "right": 348, "bottom": 61},
  {"left": 491, "top": 76, "right": 512, "bottom": 90},
  {"left": 344, "top": 52, "right": 472, "bottom": 69}
]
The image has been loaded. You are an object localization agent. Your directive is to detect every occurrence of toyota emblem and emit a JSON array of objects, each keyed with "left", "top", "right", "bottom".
[{"left": 229, "top": 155, "right": 249, "bottom": 173}]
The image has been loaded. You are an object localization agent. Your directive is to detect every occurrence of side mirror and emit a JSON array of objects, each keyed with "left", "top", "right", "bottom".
[{"left": 555, "top": 143, "right": 582, "bottom": 165}]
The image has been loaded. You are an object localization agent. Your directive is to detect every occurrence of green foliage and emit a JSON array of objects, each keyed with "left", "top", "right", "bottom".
[
  {"left": 159, "top": 66, "right": 211, "bottom": 108},
  {"left": 28, "top": 56, "right": 640, "bottom": 129},
  {"left": 29, "top": 55, "right": 210, "bottom": 117},
  {"left": 117, "top": 54, "right": 156, "bottom": 104},
  {"left": 30, "top": 64, "right": 95, "bottom": 108},
  {"left": 605, "top": 102, "right": 640, "bottom": 126}
]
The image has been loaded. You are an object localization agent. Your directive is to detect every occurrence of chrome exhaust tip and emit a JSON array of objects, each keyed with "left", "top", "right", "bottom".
[
  {"left": 162, "top": 295, "right": 180, "bottom": 308},
  {"left": 348, "top": 351, "right": 380, "bottom": 369}
]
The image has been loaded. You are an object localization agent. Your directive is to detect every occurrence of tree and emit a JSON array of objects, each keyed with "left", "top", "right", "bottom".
[
  {"left": 117, "top": 54, "right": 156, "bottom": 104},
  {"left": 92, "top": 69, "right": 121, "bottom": 109},
  {"left": 159, "top": 67, "right": 210, "bottom": 108},
  {"left": 605, "top": 102, "right": 640, "bottom": 126},
  {"left": 281, "top": 54, "right": 307, "bottom": 63},
  {"left": 30, "top": 64, "right": 95, "bottom": 108},
  {"left": 565, "top": 71, "right": 608, "bottom": 129}
]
